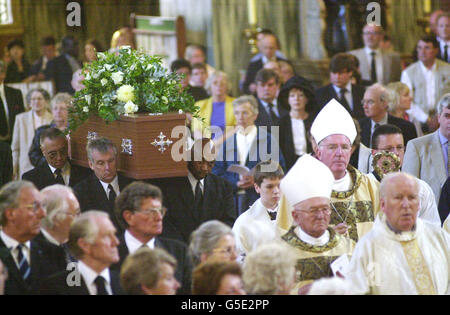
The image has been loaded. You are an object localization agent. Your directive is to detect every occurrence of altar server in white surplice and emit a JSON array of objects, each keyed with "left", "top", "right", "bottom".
[
  {"left": 232, "top": 161, "right": 285, "bottom": 263},
  {"left": 346, "top": 172, "right": 450, "bottom": 295}
]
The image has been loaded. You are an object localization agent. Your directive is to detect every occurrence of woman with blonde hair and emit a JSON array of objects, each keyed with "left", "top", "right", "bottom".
[{"left": 386, "top": 82, "right": 423, "bottom": 137}]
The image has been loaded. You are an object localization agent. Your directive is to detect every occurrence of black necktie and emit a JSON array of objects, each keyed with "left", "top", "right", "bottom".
[
  {"left": 268, "top": 103, "right": 278, "bottom": 124},
  {"left": 54, "top": 168, "right": 65, "bottom": 185},
  {"left": 94, "top": 276, "right": 109, "bottom": 295},
  {"left": 339, "top": 88, "right": 351, "bottom": 112},
  {"left": 194, "top": 180, "right": 203, "bottom": 214},
  {"left": 108, "top": 184, "right": 116, "bottom": 210},
  {"left": 444, "top": 45, "right": 449, "bottom": 63},
  {"left": 17, "top": 244, "right": 31, "bottom": 284},
  {"left": 0, "top": 97, "right": 8, "bottom": 137},
  {"left": 267, "top": 211, "right": 277, "bottom": 221},
  {"left": 370, "top": 51, "right": 377, "bottom": 83}
]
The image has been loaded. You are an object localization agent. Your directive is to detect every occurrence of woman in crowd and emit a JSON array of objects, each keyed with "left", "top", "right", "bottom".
[
  {"left": 109, "top": 26, "right": 136, "bottom": 53},
  {"left": 120, "top": 247, "right": 180, "bottom": 295},
  {"left": 242, "top": 242, "right": 298, "bottom": 295},
  {"left": 191, "top": 71, "right": 235, "bottom": 142},
  {"left": 189, "top": 220, "right": 237, "bottom": 267},
  {"left": 278, "top": 77, "right": 317, "bottom": 170},
  {"left": 5, "top": 39, "right": 32, "bottom": 83},
  {"left": 11, "top": 88, "right": 52, "bottom": 178},
  {"left": 72, "top": 39, "right": 104, "bottom": 92},
  {"left": 386, "top": 82, "right": 423, "bottom": 137},
  {"left": 192, "top": 261, "right": 246, "bottom": 295},
  {"left": 28, "top": 93, "right": 72, "bottom": 166}
]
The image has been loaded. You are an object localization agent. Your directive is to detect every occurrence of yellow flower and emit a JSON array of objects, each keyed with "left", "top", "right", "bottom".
[{"left": 117, "top": 85, "right": 135, "bottom": 103}]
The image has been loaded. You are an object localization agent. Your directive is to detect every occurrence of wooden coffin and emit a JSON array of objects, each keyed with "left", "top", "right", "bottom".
[{"left": 69, "top": 113, "right": 188, "bottom": 179}]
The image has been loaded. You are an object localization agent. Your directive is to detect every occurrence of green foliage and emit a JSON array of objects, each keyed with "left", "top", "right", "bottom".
[{"left": 69, "top": 46, "right": 198, "bottom": 132}]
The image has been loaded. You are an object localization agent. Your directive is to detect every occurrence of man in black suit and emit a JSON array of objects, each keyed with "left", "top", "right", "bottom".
[
  {"left": 30, "top": 36, "right": 57, "bottom": 81},
  {"left": 0, "top": 141, "right": 12, "bottom": 187},
  {"left": 34, "top": 184, "right": 80, "bottom": 270},
  {"left": 254, "top": 69, "right": 288, "bottom": 127},
  {"left": 359, "top": 83, "right": 417, "bottom": 148},
  {"left": 242, "top": 33, "right": 286, "bottom": 94},
  {"left": 438, "top": 177, "right": 450, "bottom": 224},
  {"left": 436, "top": 13, "right": 450, "bottom": 64},
  {"left": 22, "top": 128, "right": 90, "bottom": 190},
  {"left": 111, "top": 181, "right": 192, "bottom": 294},
  {"left": 157, "top": 138, "right": 236, "bottom": 244},
  {"left": 40, "top": 211, "right": 123, "bottom": 295},
  {"left": 44, "top": 35, "right": 81, "bottom": 94},
  {"left": 171, "top": 59, "right": 208, "bottom": 102},
  {"left": 0, "top": 181, "right": 62, "bottom": 294},
  {"left": 73, "top": 137, "right": 133, "bottom": 231},
  {"left": 315, "top": 53, "right": 366, "bottom": 119},
  {"left": 0, "top": 61, "right": 25, "bottom": 144}
]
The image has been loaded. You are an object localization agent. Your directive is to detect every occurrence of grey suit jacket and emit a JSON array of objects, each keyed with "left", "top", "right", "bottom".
[
  {"left": 349, "top": 48, "right": 402, "bottom": 85},
  {"left": 402, "top": 131, "right": 447, "bottom": 203}
]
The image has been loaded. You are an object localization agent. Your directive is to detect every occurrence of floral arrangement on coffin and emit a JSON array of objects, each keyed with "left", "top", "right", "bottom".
[{"left": 69, "top": 46, "right": 197, "bottom": 132}]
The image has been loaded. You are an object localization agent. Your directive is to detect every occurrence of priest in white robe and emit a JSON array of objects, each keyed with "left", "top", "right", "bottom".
[
  {"left": 346, "top": 172, "right": 450, "bottom": 295},
  {"left": 280, "top": 154, "right": 355, "bottom": 292}
]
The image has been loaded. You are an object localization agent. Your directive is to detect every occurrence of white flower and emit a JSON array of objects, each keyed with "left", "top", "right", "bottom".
[
  {"left": 178, "top": 109, "right": 183, "bottom": 114},
  {"left": 146, "top": 64, "right": 155, "bottom": 71},
  {"left": 124, "top": 100, "right": 138, "bottom": 114},
  {"left": 97, "top": 52, "right": 106, "bottom": 60},
  {"left": 130, "top": 63, "right": 136, "bottom": 71},
  {"left": 85, "top": 95, "right": 91, "bottom": 105},
  {"left": 85, "top": 72, "right": 91, "bottom": 81},
  {"left": 104, "top": 64, "right": 113, "bottom": 71},
  {"left": 161, "top": 96, "right": 169, "bottom": 104},
  {"left": 83, "top": 106, "right": 89, "bottom": 113},
  {"left": 170, "top": 80, "right": 177, "bottom": 85},
  {"left": 117, "top": 85, "right": 135, "bottom": 103},
  {"left": 101, "top": 78, "right": 108, "bottom": 86},
  {"left": 111, "top": 71, "right": 124, "bottom": 85}
]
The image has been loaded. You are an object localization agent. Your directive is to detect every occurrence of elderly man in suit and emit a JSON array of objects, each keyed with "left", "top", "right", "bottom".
[
  {"left": 213, "top": 95, "right": 285, "bottom": 215},
  {"left": 22, "top": 128, "right": 89, "bottom": 190},
  {"left": 0, "top": 61, "right": 24, "bottom": 145},
  {"left": 401, "top": 35, "right": 450, "bottom": 130},
  {"left": 40, "top": 211, "right": 123, "bottom": 295},
  {"left": 157, "top": 138, "right": 236, "bottom": 244},
  {"left": 436, "top": 13, "right": 450, "bottom": 64},
  {"left": 403, "top": 93, "right": 450, "bottom": 204},
  {"left": 349, "top": 24, "right": 402, "bottom": 85},
  {"left": 112, "top": 181, "right": 191, "bottom": 294},
  {"left": 73, "top": 137, "right": 133, "bottom": 231},
  {"left": 254, "top": 69, "right": 288, "bottom": 127},
  {"left": 359, "top": 83, "right": 417, "bottom": 148},
  {"left": 0, "top": 181, "right": 62, "bottom": 295},
  {"left": 315, "top": 53, "right": 366, "bottom": 119}
]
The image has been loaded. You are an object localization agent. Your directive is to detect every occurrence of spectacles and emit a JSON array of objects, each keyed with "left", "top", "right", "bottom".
[
  {"left": 136, "top": 207, "right": 167, "bottom": 218},
  {"left": 22, "top": 202, "right": 44, "bottom": 213},
  {"left": 319, "top": 144, "right": 352, "bottom": 153},
  {"left": 296, "top": 207, "right": 332, "bottom": 216},
  {"left": 213, "top": 246, "right": 237, "bottom": 256}
]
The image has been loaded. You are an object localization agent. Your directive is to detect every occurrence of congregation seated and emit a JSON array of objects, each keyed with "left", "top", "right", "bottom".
[
  {"left": 11, "top": 88, "right": 53, "bottom": 179},
  {"left": 5, "top": 39, "right": 32, "bottom": 84},
  {"left": 435, "top": 12, "right": 450, "bottom": 63},
  {"left": 190, "top": 62, "right": 209, "bottom": 89},
  {"left": 30, "top": 36, "right": 57, "bottom": 82},
  {"left": 170, "top": 58, "right": 209, "bottom": 102},
  {"left": 184, "top": 43, "right": 216, "bottom": 77},
  {"left": 192, "top": 261, "right": 245, "bottom": 295}
]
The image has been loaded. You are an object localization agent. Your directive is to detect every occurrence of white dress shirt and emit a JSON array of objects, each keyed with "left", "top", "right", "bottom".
[
  {"left": 124, "top": 230, "right": 155, "bottom": 255},
  {"left": 187, "top": 170, "right": 204, "bottom": 195},
  {"left": 438, "top": 38, "right": 450, "bottom": 62},
  {"left": 401, "top": 61, "right": 437, "bottom": 112},
  {"left": 291, "top": 118, "right": 307, "bottom": 156},
  {"left": 0, "top": 84, "right": 9, "bottom": 124},
  {"left": 48, "top": 162, "right": 71, "bottom": 186},
  {"left": 99, "top": 176, "right": 120, "bottom": 197},
  {"left": 41, "top": 228, "right": 61, "bottom": 246},
  {"left": 259, "top": 99, "right": 281, "bottom": 118},
  {"left": 332, "top": 82, "right": 354, "bottom": 110},
  {"left": 0, "top": 230, "right": 31, "bottom": 267},
  {"left": 236, "top": 125, "right": 257, "bottom": 166},
  {"left": 364, "top": 47, "right": 384, "bottom": 84},
  {"left": 295, "top": 226, "right": 330, "bottom": 246},
  {"left": 370, "top": 113, "right": 389, "bottom": 134},
  {"left": 77, "top": 260, "right": 112, "bottom": 295}
]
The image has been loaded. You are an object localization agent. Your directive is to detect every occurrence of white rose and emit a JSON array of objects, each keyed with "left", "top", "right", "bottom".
[
  {"left": 170, "top": 80, "right": 177, "bottom": 85},
  {"left": 161, "top": 96, "right": 168, "bottom": 104},
  {"left": 111, "top": 71, "right": 124, "bottom": 85},
  {"left": 104, "top": 64, "right": 113, "bottom": 71},
  {"left": 101, "top": 78, "right": 108, "bottom": 86},
  {"left": 83, "top": 106, "right": 89, "bottom": 113},
  {"left": 97, "top": 52, "right": 106, "bottom": 60},
  {"left": 124, "top": 100, "right": 138, "bottom": 114},
  {"left": 85, "top": 95, "right": 91, "bottom": 105},
  {"left": 117, "top": 85, "right": 135, "bottom": 103}
]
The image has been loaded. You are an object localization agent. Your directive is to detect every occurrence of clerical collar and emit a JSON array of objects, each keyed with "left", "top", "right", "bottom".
[{"left": 295, "top": 226, "right": 330, "bottom": 246}]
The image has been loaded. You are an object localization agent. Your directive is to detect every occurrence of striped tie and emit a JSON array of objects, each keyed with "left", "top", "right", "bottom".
[{"left": 17, "top": 244, "right": 31, "bottom": 283}]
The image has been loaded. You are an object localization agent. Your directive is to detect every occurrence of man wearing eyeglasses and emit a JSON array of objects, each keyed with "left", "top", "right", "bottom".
[
  {"left": 369, "top": 124, "right": 441, "bottom": 226},
  {"left": 0, "top": 181, "right": 62, "bottom": 294},
  {"left": 280, "top": 154, "right": 355, "bottom": 292},
  {"left": 22, "top": 128, "right": 90, "bottom": 190},
  {"left": 112, "top": 181, "right": 192, "bottom": 295}
]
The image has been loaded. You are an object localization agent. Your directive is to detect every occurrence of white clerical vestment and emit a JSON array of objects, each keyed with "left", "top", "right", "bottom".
[
  {"left": 232, "top": 198, "right": 282, "bottom": 263},
  {"left": 346, "top": 214, "right": 450, "bottom": 295}
]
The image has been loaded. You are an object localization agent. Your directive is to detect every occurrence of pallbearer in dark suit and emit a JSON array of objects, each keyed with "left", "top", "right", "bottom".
[
  {"left": 112, "top": 181, "right": 191, "bottom": 294},
  {"left": 0, "top": 60, "right": 25, "bottom": 144},
  {"left": 22, "top": 128, "right": 90, "bottom": 190},
  {"left": 315, "top": 53, "right": 366, "bottom": 120},
  {"left": 0, "top": 181, "right": 61, "bottom": 295},
  {"left": 40, "top": 211, "right": 123, "bottom": 295},
  {"left": 73, "top": 137, "right": 133, "bottom": 231},
  {"left": 0, "top": 141, "right": 12, "bottom": 187}
]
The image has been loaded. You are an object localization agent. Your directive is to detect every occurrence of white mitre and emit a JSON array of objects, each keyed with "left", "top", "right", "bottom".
[
  {"left": 280, "top": 154, "right": 334, "bottom": 207},
  {"left": 310, "top": 99, "right": 357, "bottom": 145}
]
